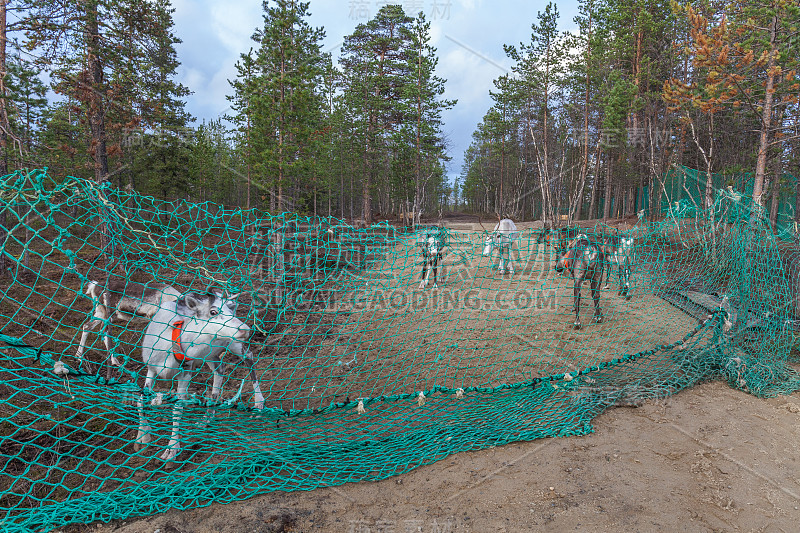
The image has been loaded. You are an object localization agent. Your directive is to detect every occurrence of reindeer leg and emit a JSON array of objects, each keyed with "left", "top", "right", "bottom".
[
  {"left": 244, "top": 349, "right": 265, "bottom": 410},
  {"left": 419, "top": 259, "right": 429, "bottom": 289},
  {"left": 591, "top": 273, "right": 603, "bottom": 323},
  {"left": 161, "top": 371, "right": 191, "bottom": 461},
  {"left": 100, "top": 321, "right": 122, "bottom": 367},
  {"left": 75, "top": 318, "right": 104, "bottom": 371},
  {"left": 201, "top": 361, "right": 224, "bottom": 428},
  {"left": 98, "top": 292, "right": 122, "bottom": 367},
  {"left": 76, "top": 292, "right": 110, "bottom": 370},
  {"left": 432, "top": 258, "right": 439, "bottom": 288},
  {"left": 251, "top": 367, "right": 265, "bottom": 410},
  {"left": 623, "top": 260, "right": 632, "bottom": 300},
  {"left": 135, "top": 370, "right": 156, "bottom": 451},
  {"left": 229, "top": 343, "right": 265, "bottom": 410}
]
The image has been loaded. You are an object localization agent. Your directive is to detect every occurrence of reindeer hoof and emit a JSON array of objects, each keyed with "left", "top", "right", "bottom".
[
  {"left": 160, "top": 447, "right": 180, "bottom": 462},
  {"left": 593, "top": 315, "right": 603, "bottom": 324},
  {"left": 573, "top": 322, "right": 582, "bottom": 330},
  {"left": 625, "top": 294, "right": 632, "bottom": 301},
  {"left": 433, "top": 283, "right": 439, "bottom": 288},
  {"left": 134, "top": 434, "right": 151, "bottom": 451},
  {"left": 418, "top": 281, "right": 426, "bottom": 289},
  {"left": 603, "top": 284, "right": 610, "bottom": 290}
]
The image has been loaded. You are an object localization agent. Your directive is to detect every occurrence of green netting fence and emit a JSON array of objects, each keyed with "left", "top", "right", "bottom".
[
  {"left": 2, "top": 169, "right": 800, "bottom": 532},
  {"left": 660, "top": 165, "right": 800, "bottom": 240}
]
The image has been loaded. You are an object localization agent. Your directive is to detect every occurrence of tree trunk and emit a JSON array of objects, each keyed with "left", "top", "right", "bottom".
[
  {"left": 588, "top": 151, "right": 602, "bottom": 220},
  {"left": 85, "top": 2, "right": 109, "bottom": 184},
  {"left": 0, "top": 0, "right": 7, "bottom": 275},
  {"left": 83, "top": 0, "right": 113, "bottom": 274},
  {"left": 769, "top": 151, "right": 782, "bottom": 229},
  {"left": 574, "top": 8, "right": 593, "bottom": 224},
  {"left": 0, "top": 0, "right": 8, "bottom": 178},
  {"left": 752, "top": 15, "right": 778, "bottom": 207},
  {"left": 602, "top": 156, "right": 613, "bottom": 221}
]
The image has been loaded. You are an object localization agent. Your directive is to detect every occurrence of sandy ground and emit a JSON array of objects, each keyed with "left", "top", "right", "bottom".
[{"left": 65, "top": 379, "right": 800, "bottom": 533}]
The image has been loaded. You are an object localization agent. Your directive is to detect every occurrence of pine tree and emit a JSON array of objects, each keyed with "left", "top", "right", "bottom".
[
  {"left": 505, "top": 2, "right": 567, "bottom": 223},
  {"left": 113, "top": 0, "right": 193, "bottom": 193},
  {"left": 664, "top": 1, "right": 800, "bottom": 207},
  {"left": 3, "top": 52, "right": 48, "bottom": 168},
  {"left": 38, "top": 100, "right": 88, "bottom": 180},
  {"left": 403, "top": 12, "right": 455, "bottom": 224},
  {"left": 232, "top": 0, "right": 327, "bottom": 212},
  {"left": 339, "top": 5, "right": 414, "bottom": 223},
  {"left": 228, "top": 50, "right": 259, "bottom": 210},
  {"left": 25, "top": 0, "right": 192, "bottom": 188}
]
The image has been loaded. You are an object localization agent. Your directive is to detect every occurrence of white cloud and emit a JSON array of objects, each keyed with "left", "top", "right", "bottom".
[
  {"left": 208, "top": 1, "right": 262, "bottom": 55},
  {"left": 180, "top": 67, "right": 207, "bottom": 95},
  {"left": 455, "top": 0, "right": 481, "bottom": 10}
]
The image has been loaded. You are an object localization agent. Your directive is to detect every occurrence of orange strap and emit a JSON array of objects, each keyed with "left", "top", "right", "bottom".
[
  {"left": 172, "top": 320, "right": 189, "bottom": 363},
  {"left": 560, "top": 249, "right": 573, "bottom": 270}
]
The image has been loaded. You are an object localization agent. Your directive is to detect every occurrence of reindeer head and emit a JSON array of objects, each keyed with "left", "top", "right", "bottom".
[
  {"left": 483, "top": 231, "right": 508, "bottom": 256},
  {"left": 177, "top": 291, "right": 250, "bottom": 344},
  {"left": 536, "top": 227, "right": 552, "bottom": 245},
  {"left": 425, "top": 235, "right": 442, "bottom": 256}
]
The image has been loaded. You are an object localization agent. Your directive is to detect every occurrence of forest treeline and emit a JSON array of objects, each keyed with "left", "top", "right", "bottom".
[
  {"left": 0, "top": 1, "right": 798, "bottom": 225},
  {"left": 0, "top": 0, "right": 453, "bottom": 225},
  {"left": 461, "top": 0, "right": 800, "bottom": 225}
]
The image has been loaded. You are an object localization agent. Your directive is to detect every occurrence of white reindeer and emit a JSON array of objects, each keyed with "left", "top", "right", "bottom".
[
  {"left": 135, "top": 290, "right": 265, "bottom": 461},
  {"left": 482, "top": 218, "right": 520, "bottom": 274}
]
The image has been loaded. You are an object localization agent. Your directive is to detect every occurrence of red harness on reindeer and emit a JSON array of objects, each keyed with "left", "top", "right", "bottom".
[
  {"left": 171, "top": 320, "right": 192, "bottom": 363},
  {"left": 559, "top": 249, "right": 574, "bottom": 271}
]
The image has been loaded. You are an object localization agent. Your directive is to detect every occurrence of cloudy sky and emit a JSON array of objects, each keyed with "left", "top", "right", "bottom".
[{"left": 171, "top": 0, "right": 580, "bottom": 184}]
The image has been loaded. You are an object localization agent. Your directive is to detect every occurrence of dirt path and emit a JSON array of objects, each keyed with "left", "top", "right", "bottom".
[{"left": 71, "top": 380, "right": 800, "bottom": 533}]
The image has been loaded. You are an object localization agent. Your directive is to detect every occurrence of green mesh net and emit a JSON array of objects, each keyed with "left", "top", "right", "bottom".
[
  {"left": 1, "top": 169, "right": 799, "bottom": 532},
  {"left": 660, "top": 165, "right": 800, "bottom": 241}
]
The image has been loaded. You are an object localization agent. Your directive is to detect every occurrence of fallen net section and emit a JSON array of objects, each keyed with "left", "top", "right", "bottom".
[{"left": 1, "top": 169, "right": 799, "bottom": 532}]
